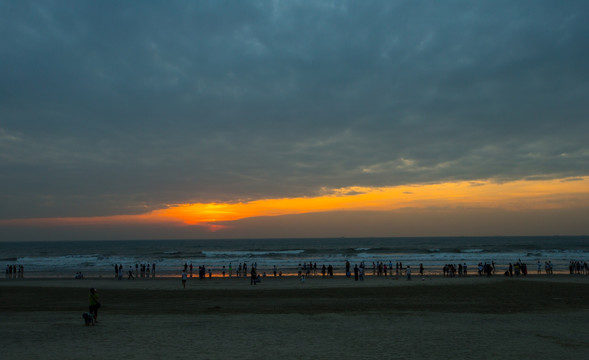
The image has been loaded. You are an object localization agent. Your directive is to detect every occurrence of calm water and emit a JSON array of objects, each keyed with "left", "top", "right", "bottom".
[{"left": 1, "top": 236, "right": 588, "bottom": 278}]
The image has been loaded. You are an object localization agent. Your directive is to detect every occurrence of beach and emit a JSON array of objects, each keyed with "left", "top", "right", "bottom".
[{"left": 2, "top": 275, "right": 589, "bottom": 359}]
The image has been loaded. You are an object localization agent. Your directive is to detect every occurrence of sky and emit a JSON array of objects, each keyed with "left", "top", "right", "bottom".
[{"left": 1, "top": 0, "right": 588, "bottom": 241}]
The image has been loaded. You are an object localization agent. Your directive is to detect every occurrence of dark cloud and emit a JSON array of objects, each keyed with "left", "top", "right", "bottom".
[{"left": 1, "top": 0, "right": 588, "bottom": 219}]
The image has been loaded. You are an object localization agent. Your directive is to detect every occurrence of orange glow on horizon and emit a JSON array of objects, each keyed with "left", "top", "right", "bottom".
[
  {"left": 151, "top": 177, "right": 589, "bottom": 227},
  {"left": 2, "top": 177, "right": 588, "bottom": 231}
]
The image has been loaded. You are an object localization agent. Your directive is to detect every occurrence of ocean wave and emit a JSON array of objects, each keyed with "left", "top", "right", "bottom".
[
  {"left": 202, "top": 250, "right": 305, "bottom": 257},
  {"left": 154, "top": 250, "right": 205, "bottom": 259},
  {"left": 460, "top": 249, "right": 484, "bottom": 253}
]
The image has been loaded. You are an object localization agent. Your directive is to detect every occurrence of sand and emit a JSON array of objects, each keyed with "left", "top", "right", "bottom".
[{"left": 2, "top": 275, "right": 589, "bottom": 359}]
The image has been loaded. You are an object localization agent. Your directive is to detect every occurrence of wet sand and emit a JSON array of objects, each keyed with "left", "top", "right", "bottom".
[{"left": 2, "top": 275, "right": 589, "bottom": 359}]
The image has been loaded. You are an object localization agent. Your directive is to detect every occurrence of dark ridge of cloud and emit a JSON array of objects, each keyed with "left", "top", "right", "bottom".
[{"left": 561, "top": 177, "right": 584, "bottom": 183}]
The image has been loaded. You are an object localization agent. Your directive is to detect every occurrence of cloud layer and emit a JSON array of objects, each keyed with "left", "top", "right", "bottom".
[{"left": 1, "top": 1, "right": 588, "bottom": 220}]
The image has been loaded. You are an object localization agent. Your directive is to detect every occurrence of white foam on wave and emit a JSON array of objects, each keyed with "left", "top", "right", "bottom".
[
  {"left": 202, "top": 250, "right": 305, "bottom": 257},
  {"left": 460, "top": 249, "right": 484, "bottom": 253},
  {"left": 15, "top": 254, "right": 146, "bottom": 271}
]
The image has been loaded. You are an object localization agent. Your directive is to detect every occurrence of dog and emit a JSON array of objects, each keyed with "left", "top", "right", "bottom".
[{"left": 82, "top": 312, "right": 94, "bottom": 326}]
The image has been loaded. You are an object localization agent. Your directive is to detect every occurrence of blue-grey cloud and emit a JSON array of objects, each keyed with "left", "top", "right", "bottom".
[{"left": 1, "top": 0, "right": 588, "bottom": 219}]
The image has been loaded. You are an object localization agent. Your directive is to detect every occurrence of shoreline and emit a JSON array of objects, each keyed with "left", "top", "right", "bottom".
[
  {"left": 2, "top": 269, "right": 586, "bottom": 282},
  {"left": 2, "top": 272, "right": 589, "bottom": 293}
]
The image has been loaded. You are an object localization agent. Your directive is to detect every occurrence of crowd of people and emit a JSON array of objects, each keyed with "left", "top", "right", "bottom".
[
  {"left": 341, "top": 260, "right": 424, "bottom": 281},
  {"left": 506, "top": 261, "right": 528, "bottom": 276},
  {"left": 568, "top": 260, "right": 588, "bottom": 275},
  {"left": 5, "top": 264, "right": 24, "bottom": 278},
  {"left": 442, "top": 263, "right": 469, "bottom": 277},
  {"left": 112, "top": 263, "right": 157, "bottom": 280},
  {"left": 112, "top": 259, "right": 579, "bottom": 282},
  {"left": 8, "top": 257, "right": 587, "bottom": 282},
  {"left": 437, "top": 260, "right": 561, "bottom": 278}
]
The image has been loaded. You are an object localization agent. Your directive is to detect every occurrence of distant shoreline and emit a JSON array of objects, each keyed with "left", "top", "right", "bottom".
[
  {"left": 2, "top": 267, "right": 582, "bottom": 280},
  {"left": 2, "top": 271, "right": 588, "bottom": 288}
]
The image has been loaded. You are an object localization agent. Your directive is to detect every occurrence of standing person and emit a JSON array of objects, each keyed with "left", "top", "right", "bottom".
[
  {"left": 345, "top": 260, "right": 351, "bottom": 278},
  {"left": 406, "top": 266, "right": 411, "bottom": 280},
  {"left": 250, "top": 266, "right": 257, "bottom": 285},
  {"left": 88, "top": 288, "right": 101, "bottom": 323},
  {"left": 181, "top": 270, "right": 187, "bottom": 288},
  {"left": 537, "top": 261, "right": 542, "bottom": 275},
  {"left": 419, "top": 264, "right": 424, "bottom": 276}
]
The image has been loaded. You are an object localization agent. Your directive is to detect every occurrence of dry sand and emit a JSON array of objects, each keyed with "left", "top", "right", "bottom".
[{"left": 2, "top": 275, "right": 589, "bottom": 359}]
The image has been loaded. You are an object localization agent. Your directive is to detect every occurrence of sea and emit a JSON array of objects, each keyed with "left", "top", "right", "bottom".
[{"left": 1, "top": 236, "right": 588, "bottom": 278}]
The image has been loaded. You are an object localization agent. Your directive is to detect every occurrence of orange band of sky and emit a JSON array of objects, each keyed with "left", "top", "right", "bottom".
[
  {"left": 3, "top": 177, "right": 586, "bottom": 231},
  {"left": 152, "top": 177, "right": 589, "bottom": 226}
]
